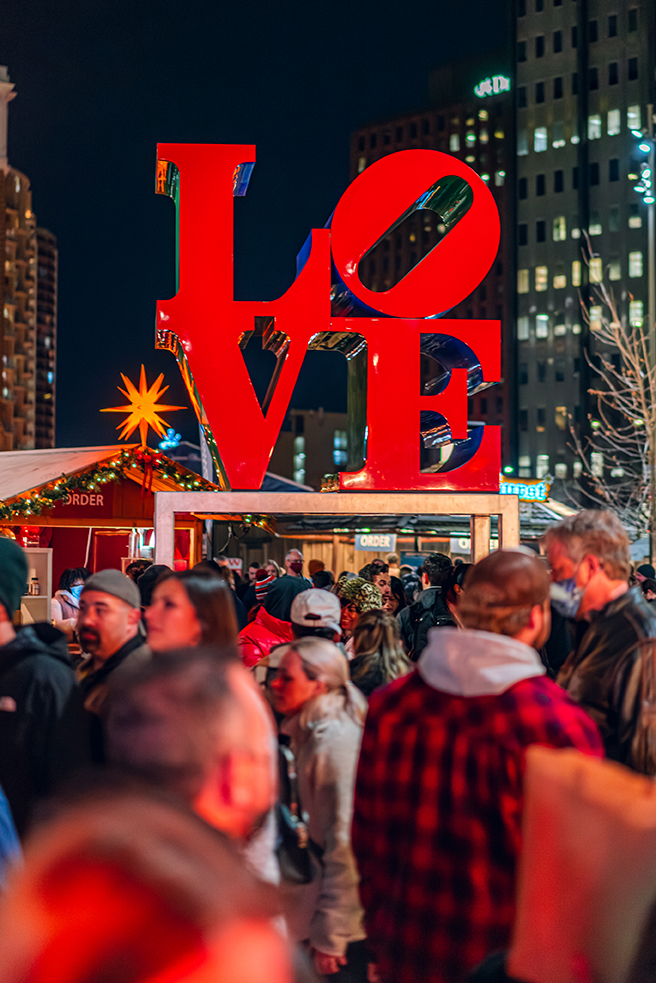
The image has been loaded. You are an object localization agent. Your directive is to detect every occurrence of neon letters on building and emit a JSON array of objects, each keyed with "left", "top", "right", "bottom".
[{"left": 155, "top": 146, "right": 501, "bottom": 492}]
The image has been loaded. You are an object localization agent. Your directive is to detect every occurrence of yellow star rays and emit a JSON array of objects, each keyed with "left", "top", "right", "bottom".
[{"left": 101, "top": 366, "right": 185, "bottom": 447}]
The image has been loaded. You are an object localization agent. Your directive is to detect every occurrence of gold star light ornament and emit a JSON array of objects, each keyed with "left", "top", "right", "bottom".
[{"left": 101, "top": 366, "right": 185, "bottom": 447}]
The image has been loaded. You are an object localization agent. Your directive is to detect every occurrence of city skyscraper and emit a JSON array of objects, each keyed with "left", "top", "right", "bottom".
[
  {"left": 516, "top": 0, "right": 654, "bottom": 483},
  {"left": 0, "top": 66, "right": 57, "bottom": 450}
]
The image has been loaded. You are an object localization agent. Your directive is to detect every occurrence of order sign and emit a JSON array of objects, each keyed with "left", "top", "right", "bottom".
[{"left": 355, "top": 533, "right": 397, "bottom": 552}]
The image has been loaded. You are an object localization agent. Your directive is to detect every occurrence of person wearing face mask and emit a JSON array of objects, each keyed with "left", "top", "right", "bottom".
[
  {"left": 51, "top": 567, "right": 90, "bottom": 641},
  {"left": 283, "top": 549, "right": 311, "bottom": 582},
  {"left": 353, "top": 550, "right": 603, "bottom": 983},
  {"left": 546, "top": 510, "right": 656, "bottom": 773}
]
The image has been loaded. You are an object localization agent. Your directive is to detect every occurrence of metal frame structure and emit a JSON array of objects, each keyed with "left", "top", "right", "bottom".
[{"left": 153, "top": 491, "right": 520, "bottom": 567}]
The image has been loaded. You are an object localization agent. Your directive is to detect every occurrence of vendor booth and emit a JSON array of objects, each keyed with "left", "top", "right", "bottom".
[{"left": 0, "top": 445, "right": 218, "bottom": 601}]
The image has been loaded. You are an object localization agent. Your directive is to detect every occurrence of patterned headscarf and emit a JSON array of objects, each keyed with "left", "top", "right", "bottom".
[{"left": 335, "top": 576, "right": 383, "bottom": 613}]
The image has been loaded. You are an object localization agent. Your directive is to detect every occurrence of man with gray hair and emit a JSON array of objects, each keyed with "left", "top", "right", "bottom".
[{"left": 544, "top": 509, "right": 656, "bottom": 772}]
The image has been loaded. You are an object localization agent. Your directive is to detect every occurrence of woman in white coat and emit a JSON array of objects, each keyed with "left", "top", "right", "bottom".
[{"left": 271, "top": 637, "right": 368, "bottom": 981}]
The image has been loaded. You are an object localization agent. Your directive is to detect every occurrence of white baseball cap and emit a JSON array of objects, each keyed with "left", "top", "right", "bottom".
[{"left": 290, "top": 588, "right": 341, "bottom": 635}]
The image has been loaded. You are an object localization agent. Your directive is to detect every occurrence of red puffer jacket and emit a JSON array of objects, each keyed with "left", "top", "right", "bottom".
[{"left": 238, "top": 607, "right": 293, "bottom": 667}]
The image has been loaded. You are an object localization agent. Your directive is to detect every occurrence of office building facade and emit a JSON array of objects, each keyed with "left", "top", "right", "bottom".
[{"left": 516, "top": 0, "right": 655, "bottom": 482}]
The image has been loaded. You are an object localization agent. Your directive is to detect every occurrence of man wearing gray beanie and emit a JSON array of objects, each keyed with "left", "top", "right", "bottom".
[
  {"left": 77, "top": 569, "right": 149, "bottom": 761},
  {"left": 0, "top": 537, "right": 91, "bottom": 836}
]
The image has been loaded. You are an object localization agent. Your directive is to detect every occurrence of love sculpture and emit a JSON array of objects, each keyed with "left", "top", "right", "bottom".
[{"left": 155, "top": 145, "right": 501, "bottom": 492}]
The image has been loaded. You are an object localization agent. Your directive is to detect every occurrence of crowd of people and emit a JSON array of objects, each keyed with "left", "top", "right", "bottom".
[{"left": 1, "top": 512, "right": 656, "bottom": 982}]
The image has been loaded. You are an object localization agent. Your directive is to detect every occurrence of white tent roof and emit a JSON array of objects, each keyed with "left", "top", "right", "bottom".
[{"left": 0, "top": 446, "right": 131, "bottom": 501}]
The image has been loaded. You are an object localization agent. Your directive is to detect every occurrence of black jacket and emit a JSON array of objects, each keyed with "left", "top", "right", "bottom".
[
  {"left": 0, "top": 623, "right": 91, "bottom": 836},
  {"left": 397, "top": 587, "right": 456, "bottom": 658},
  {"left": 557, "top": 587, "right": 656, "bottom": 773}
]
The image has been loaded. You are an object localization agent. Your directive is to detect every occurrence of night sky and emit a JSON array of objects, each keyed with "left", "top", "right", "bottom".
[{"left": 3, "top": 0, "right": 504, "bottom": 448}]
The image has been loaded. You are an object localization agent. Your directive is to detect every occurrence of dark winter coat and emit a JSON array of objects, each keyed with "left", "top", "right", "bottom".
[
  {"left": 397, "top": 587, "right": 456, "bottom": 658},
  {"left": 558, "top": 587, "right": 656, "bottom": 773},
  {"left": 0, "top": 623, "right": 92, "bottom": 836}
]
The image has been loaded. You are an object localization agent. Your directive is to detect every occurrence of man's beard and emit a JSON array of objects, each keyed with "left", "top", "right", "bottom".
[{"left": 79, "top": 628, "right": 100, "bottom": 653}]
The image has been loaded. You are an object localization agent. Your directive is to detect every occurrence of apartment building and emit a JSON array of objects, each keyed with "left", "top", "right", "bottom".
[
  {"left": 516, "top": 0, "right": 655, "bottom": 481},
  {"left": 349, "top": 52, "right": 516, "bottom": 469}
]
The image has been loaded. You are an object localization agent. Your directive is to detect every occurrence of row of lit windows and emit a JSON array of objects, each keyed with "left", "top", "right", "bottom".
[
  {"left": 520, "top": 208, "right": 642, "bottom": 243},
  {"left": 515, "top": 456, "right": 576, "bottom": 481},
  {"left": 521, "top": 160, "right": 621, "bottom": 199},
  {"left": 518, "top": 15, "right": 638, "bottom": 59},
  {"left": 518, "top": 106, "right": 641, "bottom": 153},
  {"left": 518, "top": 253, "right": 643, "bottom": 292},
  {"left": 518, "top": 302, "right": 644, "bottom": 339}
]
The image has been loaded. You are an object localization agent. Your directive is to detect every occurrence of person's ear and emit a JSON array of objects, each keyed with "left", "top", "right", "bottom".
[{"left": 128, "top": 606, "right": 142, "bottom": 629}]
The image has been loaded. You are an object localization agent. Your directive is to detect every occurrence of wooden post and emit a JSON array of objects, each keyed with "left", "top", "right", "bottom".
[{"left": 470, "top": 514, "right": 491, "bottom": 564}]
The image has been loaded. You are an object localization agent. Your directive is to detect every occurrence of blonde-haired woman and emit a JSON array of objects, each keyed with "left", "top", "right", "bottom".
[
  {"left": 271, "top": 637, "right": 368, "bottom": 980},
  {"left": 350, "top": 610, "right": 412, "bottom": 698}
]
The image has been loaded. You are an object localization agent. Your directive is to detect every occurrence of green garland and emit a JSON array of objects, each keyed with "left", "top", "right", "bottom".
[{"left": 0, "top": 447, "right": 217, "bottom": 520}]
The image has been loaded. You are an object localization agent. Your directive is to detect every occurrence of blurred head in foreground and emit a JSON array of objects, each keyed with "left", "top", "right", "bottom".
[
  {"left": 0, "top": 785, "right": 290, "bottom": 983},
  {"left": 104, "top": 647, "right": 277, "bottom": 841}
]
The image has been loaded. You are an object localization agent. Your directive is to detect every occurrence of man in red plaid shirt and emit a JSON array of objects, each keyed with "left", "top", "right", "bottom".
[{"left": 352, "top": 550, "right": 603, "bottom": 983}]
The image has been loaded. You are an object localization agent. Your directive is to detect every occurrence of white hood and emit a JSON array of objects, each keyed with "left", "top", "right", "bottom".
[{"left": 418, "top": 627, "right": 545, "bottom": 697}]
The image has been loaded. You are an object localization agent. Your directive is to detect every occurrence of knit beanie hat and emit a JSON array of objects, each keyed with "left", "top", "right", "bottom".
[
  {"left": 255, "top": 569, "right": 276, "bottom": 603},
  {"left": 0, "top": 537, "right": 28, "bottom": 620},
  {"left": 336, "top": 576, "right": 383, "bottom": 613},
  {"left": 82, "top": 569, "right": 141, "bottom": 608}
]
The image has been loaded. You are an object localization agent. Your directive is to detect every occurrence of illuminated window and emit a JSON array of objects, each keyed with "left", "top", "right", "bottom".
[
  {"left": 494, "top": 127, "right": 505, "bottom": 140},
  {"left": 517, "top": 130, "right": 528, "bottom": 155},
  {"left": 555, "top": 462, "right": 567, "bottom": 478},
  {"left": 494, "top": 170, "right": 506, "bottom": 186},
  {"left": 553, "top": 215, "right": 567, "bottom": 241},
  {"left": 590, "top": 306, "right": 603, "bottom": 331},
  {"left": 535, "top": 267, "right": 548, "bottom": 292},
  {"left": 47, "top": 371, "right": 54, "bottom": 384},
  {"left": 629, "top": 204, "right": 642, "bottom": 229},
  {"left": 628, "top": 105, "right": 641, "bottom": 129},
  {"left": 554, "top": 323, "right": 566, "bottom": 336},
  {"left": 517, "top": 316, "right": 530, "bottom": 340},
  {"left": 478, "top": 109, "right": 488, "bottom": 120},
  {"left": 572, "top": 323, "right": 581, "bottom": 335},
  {"left": 629, "top": 251, "right": 643, "bottom": 277},
  {"left": 573, "top": 460, "right": 583, "bottom": 478},
  {"left": 519, "top": 455, "right": 531, "bottom": 477},
  {"left": 536, "top": 454, "right": 550, "bottom": 478},
  {"left": 479, "top": 128, "right": 489, "bottom": 144},
  {"left": 555, "top": 406, "right": 567, "bottom": 430},
  {"left": 466, "top": 130, "right": 476, "bottom": 145},
  {"left": 449, "top": 133, "right": 460, "bottom": 152},
  {"left": 630, "top": 300, "right": 644, "bottom": 326},
  {"left": 517, "top": 269, "right": 530, "bottom": 293},
  {"left": 588, "top": 115, "right": 602, "bottom": 140},
  {"left": 534, "top": 127, "right": 548, "bottom": 152},
  {"left": 609, "top": 258, "right": 621, "bottom": 281},
  {"left": 591, "top": 452, "right": 604, "bottom": 478},
  {"left": 553, "top": 272, "right": 567, "bottom": 289},
  {"left": 537, "top": 408, "right": 546, "bottom": 431},
  {"left": 552, "top": 121, "right": 565, "bottom": 147},
  {"left": 589, "top": 211, "right": 602, "bottom": 235},
  {"left": 536, "top": 314, "right": 549, "bottom": 337},
  {"left": 572, "top": 261, "right": 581, "bottom": 286},
  {"left": 607, "top": 109, "right": 620, "bottom": 135},
  {"left": 357, "top": 157, "right": 366, "bottom": 173},
  {"left": 589, "top": 257, "right": 603, "bottom": 282}
]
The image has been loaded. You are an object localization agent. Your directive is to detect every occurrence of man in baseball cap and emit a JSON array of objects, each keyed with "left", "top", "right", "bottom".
[
  {"left": 77, "top": 569, "right": 149, "bottom": 760},
  {"left": 290, "top": 588, "right": 342, "bottom": 643}
]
